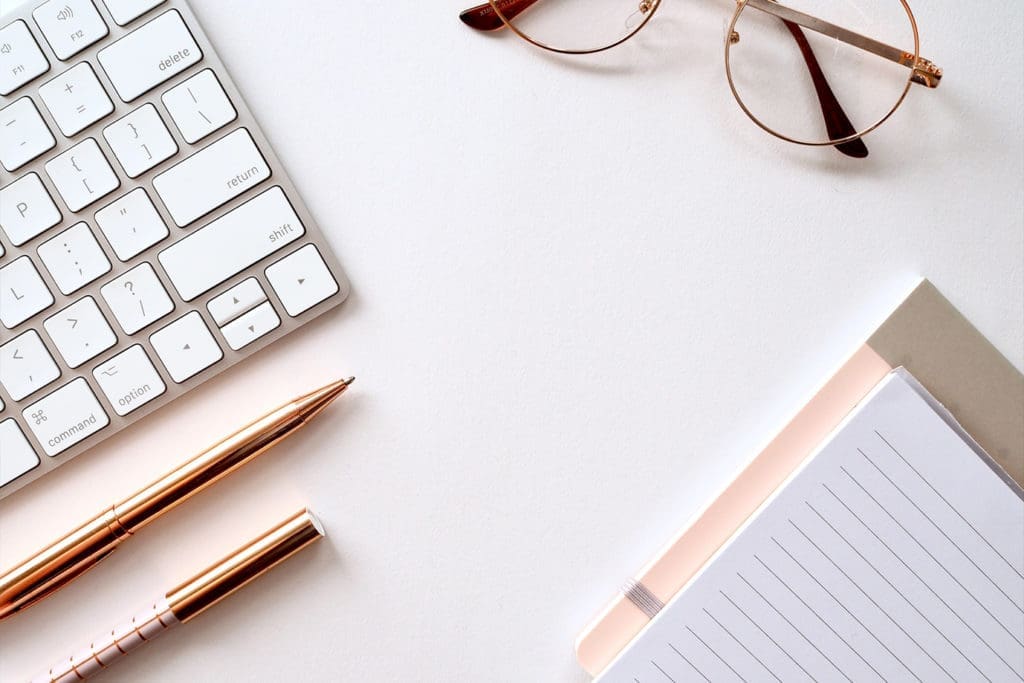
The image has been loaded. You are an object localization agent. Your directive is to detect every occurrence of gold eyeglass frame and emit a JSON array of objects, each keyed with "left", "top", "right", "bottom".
[{"left": 465, "top": 0, "right": 943, "bottom": 151}]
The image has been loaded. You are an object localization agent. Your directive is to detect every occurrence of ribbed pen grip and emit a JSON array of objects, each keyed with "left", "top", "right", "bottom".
[{"left": 30, "top": 598, "right": 179, "bottom": 683}]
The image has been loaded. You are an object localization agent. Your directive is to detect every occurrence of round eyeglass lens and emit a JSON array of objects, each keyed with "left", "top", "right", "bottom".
[
  {"left": 725, "top": 0, "right": 919, "bottom": 146},
  {"left": 488, "top": 0, "right": 660, "bottom": 54}
]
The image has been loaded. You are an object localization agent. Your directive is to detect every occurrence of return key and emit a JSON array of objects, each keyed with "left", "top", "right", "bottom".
[{"left": 153, "top": 128, "right": 271, "bottom": 227}]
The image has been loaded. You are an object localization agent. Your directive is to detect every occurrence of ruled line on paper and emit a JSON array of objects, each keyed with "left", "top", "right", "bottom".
[
  {"left": 823, "top": 484, "right": 1023, "bottom": 682},
  {"left": 856, "top": 446, "right": 1024, "bottom": 618},
  {"left": 685, "top": 625, "right": 749, "bottom": 683},
  {"left": 719, "top": 590, "right": 820, "bottom": 683},
  {"left": 768, "top": 538, "right": 893, "bottom": 682},
  {"left": 737, "top": 571, "right": 854, "bottom": 683},
  {"left": 875, "top": 429, "right": 1024, "bottom": 582},
  {"left": 800, "top": 505, "right": 962, "bottom": 682},
  {"left": 844, "top": 458, "right": 1024, "bottom": 644},
  {"left": 667, "top": 643, "right": 710, "bottom": 682},
  {"left": 703, "top": 607, "right": 782, "bottom": 683},
  {"left": 594, "top": 374, "right": 1024, "bottom": 683},
  {"left": 650, "top": 659, "right": 676, "bottom": 682},
  {"left": 750, "top": 556, "right": 867, "bottom": 682}
]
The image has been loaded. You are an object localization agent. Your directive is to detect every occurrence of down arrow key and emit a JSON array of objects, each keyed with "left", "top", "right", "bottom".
[{"left": 219, "top": 302, "right": 281, "bottom": 352}]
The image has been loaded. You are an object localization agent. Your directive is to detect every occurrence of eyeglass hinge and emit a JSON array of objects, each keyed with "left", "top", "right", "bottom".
[{"left": 904, "top": 55, "right": 943, "bottom": 88}]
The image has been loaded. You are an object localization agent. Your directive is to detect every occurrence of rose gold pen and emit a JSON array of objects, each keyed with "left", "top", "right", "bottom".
[
  {"left": 30, "top": 508, "right": 325, "bottom": 683},
  {"left": 0, "top": 377, "right": 354, "bottom": 621}
]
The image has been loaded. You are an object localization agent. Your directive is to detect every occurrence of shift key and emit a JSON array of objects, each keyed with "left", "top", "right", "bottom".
[
  {"left": 98, "top": 10, "right": 201, "bottom": 102},
  {"left": 23, "top": 378, "right": 110, "bottom": 457},
  {"left": 159, "top": 186, "right": 305, "bottom": 301},
  {"left": 153, "top": 128, "right": 271, "bottom": 226}
]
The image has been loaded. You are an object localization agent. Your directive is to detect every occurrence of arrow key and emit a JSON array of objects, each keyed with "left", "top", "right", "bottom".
[
  {"left": 265, "top": 245, "right": 339, "bottom": 317},
  {"left": 219, "top": 301, "right": 279, "bottom": 351},
  {"left": 149, "top": 311, "right": 222, "bottom": 383},
  {"left": 207, "top": 277, "right": 267, "bottom": 326}
]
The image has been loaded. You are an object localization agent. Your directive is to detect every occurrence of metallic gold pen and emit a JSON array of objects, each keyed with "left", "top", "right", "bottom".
[
  {"left": 30, "top": 508, "right": 325, "bottom": 683},
  {"left": 0, "top": 377, "right": 354, "bottom": 621}
]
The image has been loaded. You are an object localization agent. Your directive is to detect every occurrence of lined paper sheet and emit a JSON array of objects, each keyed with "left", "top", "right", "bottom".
[{"left": 597, "top": 371, "right": 1024, "bottom": 683}]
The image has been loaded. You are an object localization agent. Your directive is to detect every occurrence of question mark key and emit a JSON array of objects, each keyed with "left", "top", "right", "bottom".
[{"left": 99, "top": 262, "right": 174, "bottom": 335}]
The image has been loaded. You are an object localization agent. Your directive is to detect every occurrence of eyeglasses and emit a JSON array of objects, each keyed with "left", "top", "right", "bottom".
[{"left": 458, "top": 0, "right": 943, "bottom": 158}]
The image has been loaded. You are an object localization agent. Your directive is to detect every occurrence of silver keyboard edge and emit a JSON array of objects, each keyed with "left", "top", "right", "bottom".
[{"left": 0, "top": 0, "right": 350, "bottom": 500}]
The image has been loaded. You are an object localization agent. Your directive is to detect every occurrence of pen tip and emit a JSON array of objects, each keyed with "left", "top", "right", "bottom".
[{"left": 297, "top": 376, "right": 355, "bottom": 420}]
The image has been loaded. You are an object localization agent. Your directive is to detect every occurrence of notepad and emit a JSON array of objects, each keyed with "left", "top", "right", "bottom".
[{"left": 596, "top": 370, "right": 1024, "bottom": 683}]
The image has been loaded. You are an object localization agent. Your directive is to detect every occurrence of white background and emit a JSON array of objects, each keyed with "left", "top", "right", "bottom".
[{"left": 1, "top": 1, "right": 1021, "bottom": 681}]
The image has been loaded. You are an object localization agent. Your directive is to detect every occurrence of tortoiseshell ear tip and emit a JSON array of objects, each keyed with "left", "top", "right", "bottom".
[
  {"left": 835, "top": 138, "right": 870, "bottom": 159},
  {"left": 459, "top": 7, "right": 505, "bottom": 32}
]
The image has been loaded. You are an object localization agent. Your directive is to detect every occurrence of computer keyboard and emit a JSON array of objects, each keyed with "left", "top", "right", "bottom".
[{"left": 0, "top": 0, "right": 349, "bottom": 499}]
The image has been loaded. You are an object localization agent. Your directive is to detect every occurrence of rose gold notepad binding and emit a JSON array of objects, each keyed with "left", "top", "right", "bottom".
[{"left": 576, "top": 279, "right": 1024, "bottom": 676}]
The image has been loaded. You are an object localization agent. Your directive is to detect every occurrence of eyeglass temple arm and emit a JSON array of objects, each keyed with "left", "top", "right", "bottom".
[
  {"left": 744, "top": 0, "right": 942, "bottom": 88},
  {"left": 461, "top": 0, "right": 943, "bottom": 89},
  {"left": 782, "top": 20, "right": 868, "bottom": 158},
  {"left": 460, "top": 0, "right": 538, "bottom": 31},
  {"left": 459, "top": 1, "right": 863, "bottom": 157}
]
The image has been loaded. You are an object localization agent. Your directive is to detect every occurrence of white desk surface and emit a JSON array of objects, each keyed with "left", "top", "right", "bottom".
[{"left": 1, "top": 1, "right": 1021, "bottom": 681}]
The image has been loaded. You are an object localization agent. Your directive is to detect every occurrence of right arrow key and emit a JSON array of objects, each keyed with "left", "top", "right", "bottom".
[{"left": 265, "top": 245, "right": 339, "bottom": 318}]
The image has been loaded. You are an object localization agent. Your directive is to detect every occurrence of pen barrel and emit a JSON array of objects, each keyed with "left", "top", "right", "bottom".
[
  {"left": 166, "top": 509, "right": 324, "bottom": 621},
  {"left": 114, "top": 406, "right": 306, "bottom": 530},
  {"left": 0, "top": 377, "right": 349, "bottom": 623},
  {"left": 30, "top": 598, "right": 179, "bottom": 683},
  {"left": 0, "top": 510, "right": 128, "bottom": 620}
]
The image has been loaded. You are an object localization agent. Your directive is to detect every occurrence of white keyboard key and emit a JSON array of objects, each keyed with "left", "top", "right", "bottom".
[
  {"left": 44, "top": 296, "right": 117, "bottom": 368},
  {"left": 266, "top": 245, "right": 339, "bottom": 317},
  {"left": 37, "top": 222, "right": 112, "bottom": 295},
  {"left": 153, "top": 128, "right": 270, "bottom": 227},
  {"left": 207, "top": 277, "right": 267, "bottom": 326},
  {"left": 99, "top": 261, "right": 174, "bottom": 334},
  {"left": 23, "top": 377, "right": 109, "bottom": 456},
  {"left": 97, "top": 10, "right": 201, "bottom": 102},
  {"left": 0, "top": 419, "right": 40, "bottom": 486},
  {"left": 38, "top": 62, "right": 114, "bottom": 137},
  {"left": 1, "top": 97, "right": 55, "bottom": 171},
  {"left": 162, "top": 69, "right": 236, "bottom": 144},
  {"left": 103, "top": 103, "right": 177, "bottom": 177},
  {"left": 45, "top": 138, "right": 121, "bottom": 211},
  {"left": 149, "top": 311, "right": 221, "bottom": 383},
  {"left": 159, "top": 187, "right": 303, "bottom": 301},
  {"left": 102, "top": 0, "right": 165, "bottom": 26},
  {"left": 0, "top": 20, "right": 49, "bottom": 96},
  {"left": 0, "top": 329, "right": 61, "bottom": 401},
  {"left": 220, "top": 301, "right": 279, "bottom": 351},
  {"left": 0, "top": 256, "right": 54, "bottom": 329},
  {"left": 93, "top": 344, "right": 165, "bottom": 415},
  {"left": 33, "top": 0, "right": 109, "bottom": 61},
  {"left": 94, "top": 188, "right": 168, "bottom": 260},
  {"left": 0, "top": 173, "right": 62, "bottom": 246}
]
